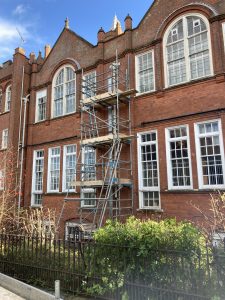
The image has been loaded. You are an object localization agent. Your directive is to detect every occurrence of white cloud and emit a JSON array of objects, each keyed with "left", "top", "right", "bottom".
[
  {"left": 0, "top": 18, "right": 31, "bottom": 60},
  {"left": 0, "top": 14, "right": 46, "bottom": 62},
  {"left": 13, "top": 4, "right": 26, "bottom": 16}
]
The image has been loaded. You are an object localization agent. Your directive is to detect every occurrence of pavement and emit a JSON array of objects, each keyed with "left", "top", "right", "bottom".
[{"left": 0, "top": 286, "right": 25, "bottom": 300}]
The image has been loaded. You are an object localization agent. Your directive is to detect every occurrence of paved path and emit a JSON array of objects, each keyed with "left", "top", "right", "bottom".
[{"left": 0, "top": 286, "right": 25, "bottom": 300}]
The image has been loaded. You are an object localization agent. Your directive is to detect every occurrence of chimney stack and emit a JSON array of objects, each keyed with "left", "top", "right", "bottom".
[
  {"left": 125, "top": 14, "right": 133, "bottom": 31},
  {"left": 45, "top": 45, "right": 51, "bottom": 58},
  {"left": 14, "top": 47, "right": 25, "bottom": 56},
  {"left": 29, "top": 52, "right": 36, "bottom": 63},
  {"left": 98, "top": 27, "right": 105, "bottom": 43}
]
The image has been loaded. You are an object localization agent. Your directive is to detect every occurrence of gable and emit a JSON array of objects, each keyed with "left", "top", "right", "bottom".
[
  {"left": 35, "top": 28, "right": 100, "bottom": 85},
  {"left": 133, "top": 0, "right": 220, "bottom": 49}
]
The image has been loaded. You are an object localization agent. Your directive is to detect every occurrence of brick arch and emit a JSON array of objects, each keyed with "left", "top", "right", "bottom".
[
  {"left": 1, "top": 81, "right": 12, "bottom": 93},
  {"left": 49, "top": 58, "right": 81, "bottom": 82},
  {"left": 155, "top": 3, "right": 218, "bottom": 40}
]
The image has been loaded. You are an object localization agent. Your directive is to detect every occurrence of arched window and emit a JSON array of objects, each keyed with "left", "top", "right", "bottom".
[
  {"left": 52, "top": 65, "right": 76, "bottom": 117},
  {"left": 164, "top": 14, "right": 213, "bottom": 87},
  {"left": 5, "top": 85, "right": 11, "bottom": 112}
]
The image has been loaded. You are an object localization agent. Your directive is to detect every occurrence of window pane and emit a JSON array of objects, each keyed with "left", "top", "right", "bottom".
[
  {"left": 83, "top": 147, "right": 96, "bottom": 181},
  {"left": 198, "top": 121, "right": 224, "bottom": 186},
  {"left": 2, "top": 129, "right": 8, "bottom": 149},
  {"left": 82, "top": 190, "right": 96, "bottom": 207},
  {"left": 54, "top": 85, "right": 63, "bottom": 117},
  {"left": 168, "top": 126, "right": 192, "bottom": 188},
  {"left": 49, "top": 148, "right": 60, "bottom": 191},
  {"left": 166, "top": 15, "right": 211, "bottom": 86},
  {"left": 32, "top": 150, "right": 44, "bottom": 206},
  {"left": 83, "top": 72, "right": 96, "bottom": 98},
  {"left": 56, "top": 69, "right": 64, "bottom": 85},
  {"left": 143, "top": 191, "right": 159, "bottom": 208},
  {"left": 167, "top": 20, "right": 184, "bottom": 44},
  {"left": 0, "top": 90, "right": 2, "bottom": 112},
  {"left": 66, "top": 81, "right": 75, "bottom": 113},
  {"left": 167, "top": 41, "right": 184, "bottom": 62},
  {"left": 5, "top": 86, "right": 11, "bottom": 111},
  {"left": 137, "top": 52, "right": 154, "bottom": 93},
  {"left": 187, "top": 17, "right": 207, "bottom": 37},
  {"left": 65, "top": 145, "right": 76, "bottom": 190},
  {"left": 168, "top": 58, "right": 186, "bottom": 85},
  {"left": 0, "top": 170, "right": 4, "bottom": 190},
  {"left": 53, "top": 66, "right": 76, "bottom": 117},
  {"left": 139, "top": 132, "right": 160, "bottom": 208}
]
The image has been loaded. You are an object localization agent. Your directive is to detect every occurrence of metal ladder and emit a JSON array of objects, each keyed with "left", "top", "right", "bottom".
[{"left": 92, "top": 139, "right": 123, "bottom": 229}]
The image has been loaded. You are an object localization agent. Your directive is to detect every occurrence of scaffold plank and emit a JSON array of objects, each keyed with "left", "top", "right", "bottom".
[{"left": 81, "top": 133, "right": 132, "bottom": 146}]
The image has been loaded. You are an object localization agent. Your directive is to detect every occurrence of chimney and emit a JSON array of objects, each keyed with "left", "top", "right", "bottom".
[
  {"left": 116, "top": 22, "right": 123, "bottom": 35},
  {"left": 125, "top": 14, "right": 133, "bottom": 31},
  {"left": 29, "top": 52, "right": 36, "bottom": 63},
  {"left": 98, "top": 27, "right": 105, "bottom": 43},
  {"left": 45, "top": 45, "right": 51, "bottom": 58},
  {"left": 14, "top": 47, "right": 25, "bottom": 56}
]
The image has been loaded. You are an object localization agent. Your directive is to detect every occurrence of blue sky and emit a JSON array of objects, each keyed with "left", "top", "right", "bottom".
[{"left": 0, "top": 0, "right": 153, "bottom": 63}]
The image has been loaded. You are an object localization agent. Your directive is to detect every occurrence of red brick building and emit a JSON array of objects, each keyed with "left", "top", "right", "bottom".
[{"left": 1, "top": 0, "right": 225, "bottom": 235}]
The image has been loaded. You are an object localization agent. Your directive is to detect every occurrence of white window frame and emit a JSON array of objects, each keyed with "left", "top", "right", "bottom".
[
  {"left": 35, "top": 89, "right": 47, "bottom": 123},
  {"left": 222, "top": 23, "right": 225, "bottom": 52},
  {"left": 65, "top": 222, "right": 86, "bottom": 240},
  {"left": 65, "top": 222, "right": 76, "bottom": 240},
  {"left": 194, "top": 119, "right": 225, "bottom": 189},
  {"left": 135, "top": 50, "right": 155, "bottom": 95},
  {"left": 81, "top": 188, "right": 96, "bottom": 208},
  {"left": 0, "top": 170, "right": 4, "bottom": 190},
  {"left": 31, "top": 150, "right": 44, "bottom": 207},
  {"left": 166, "top": 125, "right": 193, "bottom": 190},
  {"left": 2, "top": 129, "right": 8, "bottom": 149},
  {"left": 47, "top": 147, "right": 61, "bottom": 193},
  {"left": 83, "top": 71, "right": 96, "bottom": 99},
  {"left": 137, "top": 131, "right": 161, "bottom": 210},
  {"left": 51, "top": 64, "right": 76, "bottom": 118},
  {"left": 82, "top": 146, "right": 96, "bottom": 182},
  {"left": 163, "top": 13, "right": 213, "bottom": 88},
  {"left": 62, "top": 144, "right": 76, "bottom": 192},
  {"left": 5, "top": 85, "right": 11, "bottom": 112},
  {"left": 0, "top": 89, "right": 2, "bottom": 112}
]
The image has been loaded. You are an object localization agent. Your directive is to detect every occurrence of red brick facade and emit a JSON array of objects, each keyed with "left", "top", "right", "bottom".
[{"left": 1, "top": 0, "right": 225, "bottom": 234}]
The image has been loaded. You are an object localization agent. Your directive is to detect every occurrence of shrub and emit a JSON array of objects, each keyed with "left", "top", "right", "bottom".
[{"left": 83, "top": 217, "right": 209, "bottom": 298}]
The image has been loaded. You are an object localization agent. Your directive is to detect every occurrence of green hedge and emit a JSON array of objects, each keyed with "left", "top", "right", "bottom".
[{"left": 83, "top": 217, "right": 213, "bottom": 299}]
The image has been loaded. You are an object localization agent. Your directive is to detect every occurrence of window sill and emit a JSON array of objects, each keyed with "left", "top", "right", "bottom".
[
  {"left": 31, "top": 204, "right": 42, "bottom": 208},
  {"left": 34, "top": 119, "right": 47, "bottom": 124},
  {"left": 51, "top": 111, "right": 77, "bottom": 120},
  {"left": 137, "top": 208, "right": 163, "bottom": 213},
  {"left": 135, "top": 90, "right": 157, "bottom": 99},
  {"left": 80, "top": 206, "right": 96, "bottom": 210},
  {"left": 0, "top": 111, "right": 10, "bottom": 116},
  {"left": 45, "top": 192, "right": 61, "bottom": 195},
  {"left": 164, "top": 75, "right": 215, "bottom": 91},
  {"left": 162, "top": 189, "right": 225, "bottom": 194},
  {"left": 62, "top": 190, "right": 76, "bottom": 194}
]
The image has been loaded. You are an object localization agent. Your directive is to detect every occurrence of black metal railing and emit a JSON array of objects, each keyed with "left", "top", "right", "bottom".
[{"left": 0, "top": 232, "right": 224, "bottom": 299}]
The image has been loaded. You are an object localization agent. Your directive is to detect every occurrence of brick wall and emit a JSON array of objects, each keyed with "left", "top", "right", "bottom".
[{"left": 1, "top": 0, "right": 225, "bottom": 233}]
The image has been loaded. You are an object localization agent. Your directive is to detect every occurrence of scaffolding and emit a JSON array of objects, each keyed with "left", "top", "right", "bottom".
[{"left": 60, "top": 53, "right": 136, "bottom": 233}]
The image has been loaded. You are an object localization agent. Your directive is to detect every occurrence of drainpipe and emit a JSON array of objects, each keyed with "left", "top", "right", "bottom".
[
  {"left": 18, "top": 94, "right": 30, "bottom": 213},
  {"left": 17, "top": 66, "right": 24, "bottom": 168}
]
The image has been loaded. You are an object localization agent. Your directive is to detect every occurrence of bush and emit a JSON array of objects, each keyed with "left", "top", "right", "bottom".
[{"left": 83, "top": 217, "right": 210, "bottom": 299}]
